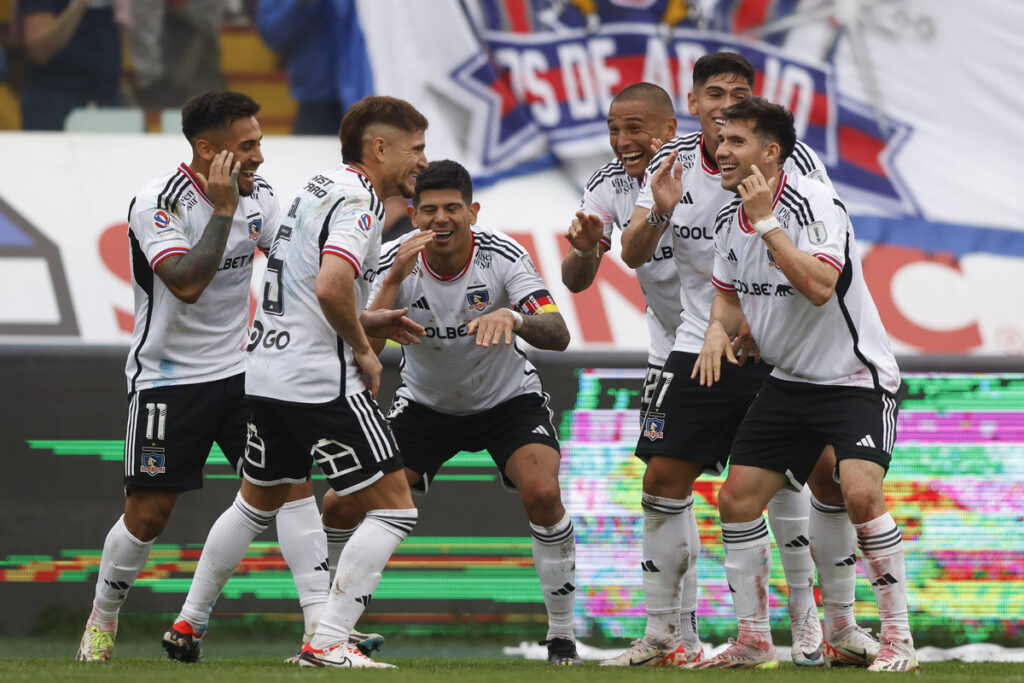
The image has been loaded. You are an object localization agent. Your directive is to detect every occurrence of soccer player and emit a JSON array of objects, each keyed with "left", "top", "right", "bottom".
[
  {"left": 692, "top": 96, "right": 916, "bottom": 672},
  {"left": 160, "top": 95, "right": 429, "bottom": 669},
  {"left": 320, "top": 159, "right": 583, "bottom": 666},
  {"left": 75, "top": 90, "right": 329, "bottom": 662},
  {"left": 598, "top": 55, "right": 859, "bottom": 668}
]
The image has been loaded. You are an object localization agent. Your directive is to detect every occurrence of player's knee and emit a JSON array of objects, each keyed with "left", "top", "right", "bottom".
[
  {"left": 520, "top": 481, "right": 564, "bottom": 521},
  {"left": 717, "top": 482, "right": 762, "bottom": 522},
  {"left": 125, "top": 505, "right": 171, "bottom": 541},
  {"left": 840, "top": 482, "right": 886, "bottom": 524},
  {"left": 642, "top": 457, "right": 696, "bottom": 498},
  {"left": 321, "top": 489, "right": 364, "bottom": 528}
]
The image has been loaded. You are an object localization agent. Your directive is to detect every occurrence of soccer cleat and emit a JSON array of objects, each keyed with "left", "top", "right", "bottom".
[
  {"left": 823, "top": 625, "right": 880, "bottom": 667},
  {"left": 789, "top": 605, "right": 825, "bottom": 666},
  {"left": 75, "top": 611, "right": 117, "bottom": 662},
  {"left": 867, "top": 635, "right": 918, "bottom": 672},
  {"left": 285, "top": 629, "right": 386, "bottom": 663},
  {"left": 541, "top": 637, "right": 584, "bottom": 666},
  {"left": 693, "top": 637, "right": 778, "bottom": 669},
  {"left": 350, "top": 629, "right": 385, "bottom": 656},
  {"left": 599, "top": 635, "right": 697, "bottom": 667},
  {"left": 298, "top": 642, "right": 396, "bottom": 669},
  {"left": 161, "top": 620, "right": 204, "bottom": 663}
]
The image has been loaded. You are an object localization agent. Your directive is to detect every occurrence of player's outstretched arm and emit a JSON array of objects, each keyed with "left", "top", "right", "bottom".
[
  {"left": 561, "top": 211, "right": 604, "bottom": 293},
  {"left": 692, "top": 289, "right": 744, "bottom": 387},
  {"left": 741, "top": 167, "right": 839, "bottom": 306},
  {"left": 317, "top": 254, "right": 382, "bottom": 397},
  {"left": 155, "top": 151, "right": 240, "bottom": 303},
  {"left": 516, "top": 310, "right": 571, "bottom": 351},
  {"left": 620, "top": 149, "right": 680, "bottom": 268}
]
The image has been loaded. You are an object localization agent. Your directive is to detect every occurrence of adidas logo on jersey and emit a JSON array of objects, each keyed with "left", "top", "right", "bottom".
[
  {"left": 726, "top": 249, "right": 738, "bottom": 262},
  {"left": 532, "top": 425, "right": 549, "bottom": 436},
  {"left": 411, "top": 296, "right": 430, "bottom": 310},
  {"left": 680, "top": 191, "right": 693, "bottom": 204},
  {"left": 856, "top": 434, "right": 876, "bottom": 448}
]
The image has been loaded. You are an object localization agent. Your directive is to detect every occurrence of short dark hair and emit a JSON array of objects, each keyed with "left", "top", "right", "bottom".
[
  {"left": 721, "top": 96, "right": 796, "bottom": 163},
  {"left": 612, "top": 82, "right": 674, "bottom": 117},
  {"left": 413, "top": 160, "right": 473, "bottom": 207},
  {"left": 692, "top": 51, "right": 755, "bottom": 91},
  {"left": 181, "top": 90, "right": 260, "bottom": 143},
  {"left": 339, "top": 96, "right": 428, "bottom": 163}
]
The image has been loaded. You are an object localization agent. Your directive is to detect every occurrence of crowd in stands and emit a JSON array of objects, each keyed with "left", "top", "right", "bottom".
[{"left": 0, "top": 0, "right": 370, "bottom": 134}]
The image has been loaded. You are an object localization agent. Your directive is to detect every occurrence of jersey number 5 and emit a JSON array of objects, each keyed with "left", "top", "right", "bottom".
[{"left": 262, "top": 225, "right": 292, "bottom": 315}]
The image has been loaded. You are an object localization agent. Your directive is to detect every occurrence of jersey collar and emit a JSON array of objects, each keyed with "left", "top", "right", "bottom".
[
  {"left": 420, "top": 232, "right": 475, "bottom": 283},
  {"left": 699, "top": 134, "right": 720, "bottom": 176},
  {"left": 178, "top": 163, "right": 213, "bottom": 206},
  {"left": 738, "top": 170, "right": 788, "bottom": 234}
]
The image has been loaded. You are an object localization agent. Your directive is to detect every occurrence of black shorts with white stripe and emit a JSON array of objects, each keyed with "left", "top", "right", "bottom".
[
  {"left": 387, "top": 392, "right": 560, "bottom": 494},
  {"left": 124, "top": 373, "right": 248, "bottom": 493},
  {"left": 243, "top": 391, "right": 403, "bottom": 495},
  {"left": 634, "top": 351, "right": 772, "bottom": 472},
  {"left": 730, "top": 377, "right": 902, "bottom": 488}
]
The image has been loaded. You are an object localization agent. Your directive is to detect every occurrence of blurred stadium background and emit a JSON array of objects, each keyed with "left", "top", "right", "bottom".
[{"left": 0, "top": 0, "right": 1021, "bottom": 658}]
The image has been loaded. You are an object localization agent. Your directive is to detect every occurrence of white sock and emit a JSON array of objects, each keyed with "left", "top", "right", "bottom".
[
  {"left": 722, "top": 517, "right": 773, "bottom": 644},
  {"left": 323, "top": 524, "right": 357, "bottom": 578},
  {"left": 678, "top": 498, "right": 701, "bottom": 648},
  {"left": 856, "top": 512, "right": 912, "bottom": 643},
  {"left": 276, "top": 495, "right": 330, "bottom": 638},
  {"left": 809, "top": 496, "right": 857, "bottom": 636},
  {"left": 93, "top": 515, "right": 154, "bottom": 618},
  {"left": 530, "top": 511, "right": 576, "bottom": 641},
  {"left": 177, "top": 492, "right": 276, "bottom": 631},
  {"left": 767, "top": 487, "right": 815, "bottom": 614},
  {"left": 639, "top": 493, "right": 694, "bottom": 645},
  {"left": 311, "top": 508, "right": 417, "bottom": 649}
]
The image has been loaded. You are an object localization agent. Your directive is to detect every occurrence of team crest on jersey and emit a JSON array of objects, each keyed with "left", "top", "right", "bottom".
[
  {"left": 642, "top": 413, "right": 665, "bottom": 442},
  {"left": 247, "top": 216, "right": 262, "bottom": 240},
  {"left": 153, "top": 210, "right": 171, "bottom": 233},
  {"left": 356, "top": 214, "right": 373, "bottom": 232},
  {"left": 140, "top": 449, "right": 166, "bottom": 476},
  {"left": 466, "top": 287, "right": 492, "bottom": 311}
]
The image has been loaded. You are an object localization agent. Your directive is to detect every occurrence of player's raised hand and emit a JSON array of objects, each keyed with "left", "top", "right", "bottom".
[
  {"left": 565, "top": 211, "right": 604, "bottom": 253},
  {"left": 198, "top": 150, "right": 240, "bottom": 217},
  {"left": 466, "top": 308, "right": 515, "bottom": 349},
  {"left": 360, "top": 307, "right": 426, "bottom": 345},
  {"left": 692, "top": 321, "right": 738, "bottom": 387},
  {"left": 352, "top": 345, "right": 384, "bottom": 398},
  {"left": 650, "top": 149, "right": 683, "bottom": 216},
  {"left": 737, "top": 165, "right": 777, "bottom": 224},
  {"left": 389, "top": 231, "right": 434, "bottom": 282},
  {"left": 731, "top": 318, "right": 761, "bottom": 366}
]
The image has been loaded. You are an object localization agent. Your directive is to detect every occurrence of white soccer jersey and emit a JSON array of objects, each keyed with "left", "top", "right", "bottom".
[
  {"left": 582, "top": 159, "right": 680, "bottom": 366},
  {"left": 126, "top": 163, "right": 278, "bottom": 393},
  {"left": 637, "top": 132, "right": 833, "bottom": 353},
  {"left": 371, "top": 226, "right": 552, "bottom": 415},
  {"left": 246, "top": 164, "right": 386, "bottom": 403},
  {"left": 711, "top": 171, "right": 901, "bottom": 393}
]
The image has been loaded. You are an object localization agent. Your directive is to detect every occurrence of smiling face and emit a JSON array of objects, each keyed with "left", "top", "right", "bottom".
[
  {"left": 381, "top": 128, "right": 428, "bottom": 199},
  {"left": 607, "top": 97, "right": 676, "bottom": 178},
  {"left": 716, "top": 117, "right": 777, "bottom": 192},
  {"left": 688, "top": 72, "right": 753, "bottom": 158},
  {"left": 412, "top": 187, "right": 479, "bottom": 263},
  {"left": 207, "top": 115, "right": 264, "bottom": 196}
]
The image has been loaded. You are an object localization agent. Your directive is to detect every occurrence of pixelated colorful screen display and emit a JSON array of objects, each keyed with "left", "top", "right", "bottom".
[{"left": 4, "top": 372, "right": 1022, "bottom": 643}]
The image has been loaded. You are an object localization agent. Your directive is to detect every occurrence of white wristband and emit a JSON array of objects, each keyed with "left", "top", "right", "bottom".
[
  {"left": 510, "top": 310, "right": 524, "bottom": 332},
  {"left": 572, "top": 244, "right": 600, "bottom": 258},
  {"left": 753, "top": 215, "right": 782, "bottom": 237}
]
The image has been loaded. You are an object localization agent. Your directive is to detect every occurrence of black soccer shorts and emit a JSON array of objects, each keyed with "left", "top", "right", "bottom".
[
  {"left": 124, "top": 374, "right": 247, "bottom": 493},
  {"left": 386, "top": 392, "right": 560, "bottom": 494}
]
